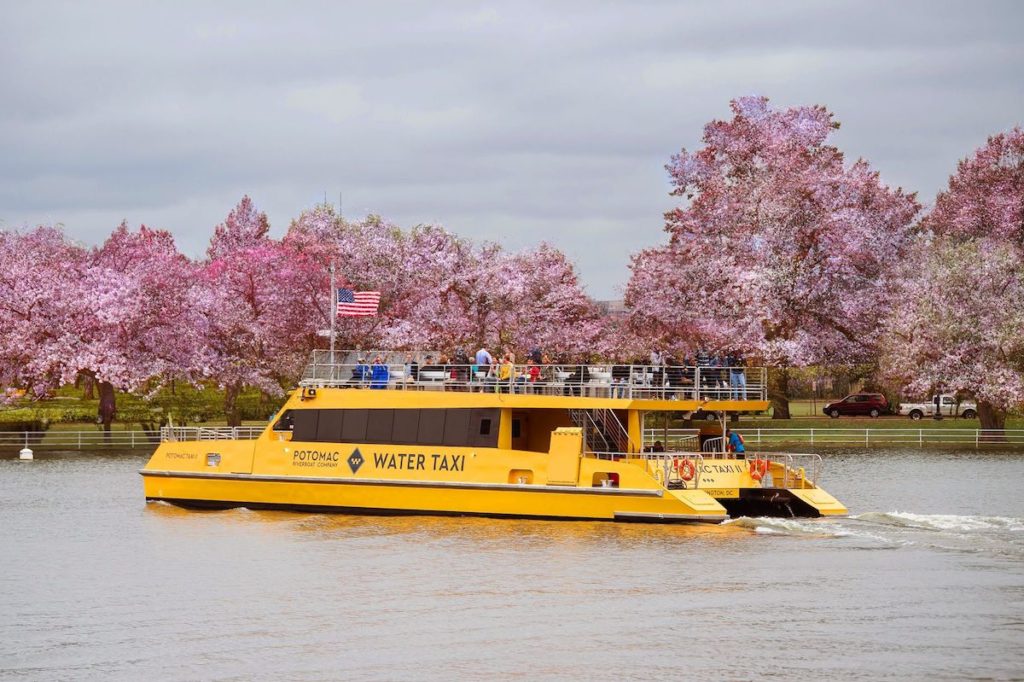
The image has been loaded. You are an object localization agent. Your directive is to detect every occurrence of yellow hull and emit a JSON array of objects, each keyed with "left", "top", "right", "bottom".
[{"left": 142, "top": 472, "right": 725, "bottom": 522}]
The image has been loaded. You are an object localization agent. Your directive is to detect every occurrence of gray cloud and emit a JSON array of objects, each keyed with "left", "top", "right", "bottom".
[{"left": 1, "top": 0, "right": 1022, "bottom": 297}]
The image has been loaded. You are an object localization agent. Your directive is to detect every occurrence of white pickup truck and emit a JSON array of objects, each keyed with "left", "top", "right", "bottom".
[{"left": 898, "top": 394, "right": 977, "bottom": 420}]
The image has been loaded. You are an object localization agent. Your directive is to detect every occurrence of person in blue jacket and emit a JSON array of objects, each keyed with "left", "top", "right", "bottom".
[
  {"left": 726, "top": 429, "right": 746, "bottom": 458},
  {"left": 370, "top": 356, "right": 390, "bottom": 389}
]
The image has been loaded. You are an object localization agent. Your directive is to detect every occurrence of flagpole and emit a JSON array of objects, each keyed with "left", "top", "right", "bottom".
[{"left": 329, "top": 262, "right": 336, "bottom": 365}]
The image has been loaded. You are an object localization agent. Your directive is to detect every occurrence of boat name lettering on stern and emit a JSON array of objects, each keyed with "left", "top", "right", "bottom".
[
  {"left": 699, "top": 463, "right": 746, "bottom": 474},
  {"left": 291, "top": 450, "right": 340, "bottom": 468},
  {"left": 372, "top": 452, "right": 465, "bottom": 472}
]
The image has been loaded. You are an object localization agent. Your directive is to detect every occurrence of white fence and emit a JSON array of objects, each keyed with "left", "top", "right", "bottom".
[
  {"left": 0, "top": 426, "right": 263, "bottom": 450},
  {"left": 646, "top": 427, "right": 1024, "bottom": 449}
]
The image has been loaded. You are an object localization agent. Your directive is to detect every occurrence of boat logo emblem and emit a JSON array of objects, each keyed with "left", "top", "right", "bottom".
[{"left": 348, "top": 448, "right": 365, "bottom": 474}]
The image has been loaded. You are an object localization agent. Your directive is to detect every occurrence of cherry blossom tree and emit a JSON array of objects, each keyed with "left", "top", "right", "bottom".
[
  {"left": 626, "top": 96, "right": 920, "bottom": 417},
  {"left": 393, "top": 234, "right": 604, "bottom": 356},
  {"left": 207, "top": 195, "right": 270, "bottom": 260},
  {"left": 884, "top": 128, "right": 1024, "bottom": 431},
  {"left": 283, "top": 207, "right": 604, "bottom": 357},
  {"left": 284, "top": 206, "right": 426, "bottom": 348},
  {"left": 200, "top": 198, "right": 301, "bottom": 425},
  {"left": 0, "top": 226, "right": 87, "bottom": 400},
  {"left": 883, "top": 238, "right": 1024, "bottom": 432},
  {"left": 77, "top": 223, "right": 205, "bottom": 431}
]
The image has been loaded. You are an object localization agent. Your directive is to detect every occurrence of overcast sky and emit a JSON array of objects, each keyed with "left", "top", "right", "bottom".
[{"left": 2, "top": 1, "right": 1022, "bottom": 298}]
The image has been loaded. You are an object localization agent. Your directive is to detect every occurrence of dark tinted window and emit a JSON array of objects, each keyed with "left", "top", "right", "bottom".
[
  {"left": 366, "top": 409, "right": 395, "bottom": 442},
  {"left": 293, "top": 410, "right": 319, "bottom": 441},
  {"left": 289, "top": 408, "right": 498, "bottom": 447},
  {"left": 511, "top": 419, "right": 521, "bottom": 439},
  {"left": 443, "top": 409, "right": 470, "bottom": 446},
  {"left": 272, "top": 410, "right": 294, "bottom": 432},
  {"left": 418, "top": 409, "right": 446, "bottom": 445},
  {"left": 341, "top": 409, "right": 368, "bottom": 441},
  {"left": 316, "top": 409, "right": 344, "bottom": 442},
  {"left": 392, "top": 409, "right": 420, "bottom": 444}
]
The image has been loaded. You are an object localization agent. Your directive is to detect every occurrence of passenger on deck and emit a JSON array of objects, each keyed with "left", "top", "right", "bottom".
[
  {"left": 696, "top": 349, "right": 712, "bottom": 398},
  {"left": 563, "top": 362, "right": 589, "bottom": 397},
  {"left": 475, "top": 347, "right": 493, "bottom": 377},
  {"left": 727, "top": 350, "right": 747, "bottom": 400},
  {"left": 350, "top": 357, "right": 371, "bottom": 387},
  {"left": 650, "top": 349, "right": 665, "bottom": 399},
  {"left": 526, "top": 358, "right": 541, "bottom": 394},
  {"left": 726, "top": 429, "right": 746, "bottom": 458},
  {"left": 540, "top": 353, "right": 553, "bottom": 394},
  {"left": 652, "top": 440, "right": 665, "bottom": 453},
  {"left": 498, "top": 355, "right": 513, "bottom": 393},
  {"left": 665, "top": 357, "right": 686, "bottom": 400},
  {"left": 453, "top": 349, "right": 471, "bottom": 390},
  {"left": 370, "top": 356, "right": 389, "bottom": 389},
  {"left": 403, "top": 353, "right": 418, "bottom": 385},
  {"left": 611, "top": 363, "right": 630, "bottom": 398}
]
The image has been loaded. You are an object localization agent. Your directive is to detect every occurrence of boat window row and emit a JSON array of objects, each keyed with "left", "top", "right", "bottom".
[{"left": 274, "top": 408, "right": 500, "bottom": 448}]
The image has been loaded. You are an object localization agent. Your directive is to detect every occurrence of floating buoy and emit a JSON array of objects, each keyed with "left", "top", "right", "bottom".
[{"left": 19, "top": 447, "right": 33, "bottom": 460}]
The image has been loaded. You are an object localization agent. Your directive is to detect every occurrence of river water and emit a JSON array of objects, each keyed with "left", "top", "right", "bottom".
[{"left": 1, "top": 449, "right": 1023, "bottom": 681}]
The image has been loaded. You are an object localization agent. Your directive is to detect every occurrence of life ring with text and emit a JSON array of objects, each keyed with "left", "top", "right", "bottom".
[
  {"left": 678, "top": 458, "right": 696, "bottom": 482},
  {"left": 749, "top": 458, "right": 769, "bottom": 481}
]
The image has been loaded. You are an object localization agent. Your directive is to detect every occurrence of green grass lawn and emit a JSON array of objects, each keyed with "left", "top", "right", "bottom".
[{"left": 0, "top": 383, "right": 284, "bottom": 431}]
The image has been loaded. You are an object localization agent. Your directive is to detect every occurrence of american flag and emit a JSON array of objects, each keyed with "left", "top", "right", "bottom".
[{"left": 337, "top": 288, "right": 381, "bottom": 317}]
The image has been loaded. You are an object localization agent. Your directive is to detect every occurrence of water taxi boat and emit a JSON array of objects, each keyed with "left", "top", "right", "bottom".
[{"left": 140, "top": 352, "right": 847, "bottom": 522}]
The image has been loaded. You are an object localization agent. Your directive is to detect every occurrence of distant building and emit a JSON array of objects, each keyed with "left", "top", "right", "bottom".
[{"left": 594, "top": 299, "right": 626, "bottom": 318}]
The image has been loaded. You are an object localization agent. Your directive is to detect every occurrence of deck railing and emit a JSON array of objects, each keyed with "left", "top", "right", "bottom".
[
  {"left": 160, "top": 426, "right": 263, "bottom": 442},
  {"left": 299, "top": 351, "right": 768, "bottom": 402}
]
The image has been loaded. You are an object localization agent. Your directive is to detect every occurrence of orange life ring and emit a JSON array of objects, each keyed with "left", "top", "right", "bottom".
[
  {"left": 679, "top": 459, "right": 696, "bottom": 482},
  {"left": 749, "top": 458, "right": 769, "bottom": 481}
]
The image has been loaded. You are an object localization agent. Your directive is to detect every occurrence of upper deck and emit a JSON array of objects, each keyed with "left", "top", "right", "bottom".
[{"left": 298, "top": 350, "right": 768, "bottom": 409}]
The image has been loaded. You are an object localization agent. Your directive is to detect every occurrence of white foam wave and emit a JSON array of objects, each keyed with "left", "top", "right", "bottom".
[
  {"left": 724, "top": 516, "right": 851, "bottom": 538},
  {"left": 854, "top": 511, "right": 1024, "bottom": 533}
]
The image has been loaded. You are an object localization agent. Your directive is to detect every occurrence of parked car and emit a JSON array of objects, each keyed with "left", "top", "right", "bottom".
[
  {"left": 898, "top": 394, "right": 977, "bottom": 420},
  {"left": 822, "top": 393, "right": 890, "bottom": 418}
]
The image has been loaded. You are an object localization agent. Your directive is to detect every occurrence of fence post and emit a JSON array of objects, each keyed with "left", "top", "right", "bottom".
[
  {"left": 865, "top": 429, "right": 869, "bottom": 447},
  {"left": 976, "top": 430, "right": 980, "bottom": 449},
  {"left": 919, "top": 429, "right": 922, "bottom": 447},
  {"left": 810, "top": 428, "right": 814, "bottom": 446}
]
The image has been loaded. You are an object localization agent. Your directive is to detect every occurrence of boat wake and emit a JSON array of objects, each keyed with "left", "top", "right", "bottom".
[
  {"left": 723, "top": 516, "right": 854, "bottom": 538},
  {"left": 723, "top": 512, "right": 1024, "bottom": 558},
  {"left": 853, "top": 511, "right": 1024, "bottom": 533}
]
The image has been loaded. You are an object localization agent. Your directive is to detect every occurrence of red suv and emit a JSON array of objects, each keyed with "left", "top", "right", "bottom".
[{"left": 823, "top": 393, "right": 890, "bottom": 418}]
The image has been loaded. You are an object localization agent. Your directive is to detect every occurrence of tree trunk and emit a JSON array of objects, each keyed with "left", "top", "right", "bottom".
[
  {"left": 224, "top": 383, "right": 242, "bottom": 427},
  {"left": 82, "top": 373, "right": 95, "bottom": 400},
  {"left": 768, "top": 367, "right": 791, "bottom": 420},
  {"left": 98, "top": 381, "right": 117, "bottom": 441},
  {"left": 977, "top": 400, "right": 1006, "bottom": 442}
]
